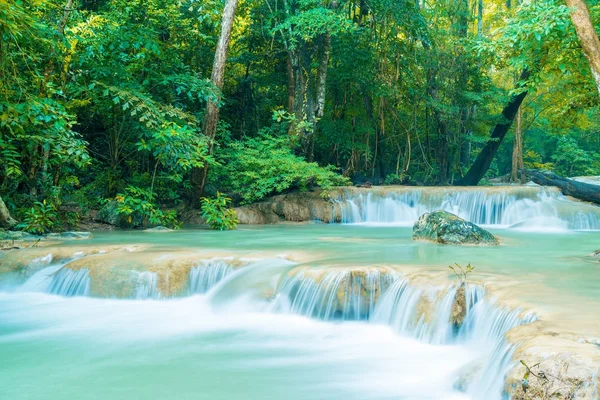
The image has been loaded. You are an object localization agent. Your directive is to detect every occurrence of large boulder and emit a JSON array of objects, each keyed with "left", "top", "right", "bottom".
[{"left": 413, "top": 211, "right": 499, "bottom": 245}]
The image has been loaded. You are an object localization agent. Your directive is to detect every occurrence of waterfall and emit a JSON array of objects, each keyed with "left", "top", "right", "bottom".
[
  {"left": 134, "top": 271, "right": 160, "bottom": 299},
  {"left": 48, "top": 268, "right": 90, "bottom": 296},
  {"left": 188, "top": 259, "right": 236, "bottom": 294},
  {"left": 271, "top": 269, "right": 536, "bottom": 398},
  {"left": 273, "top": 267, "right": 398, "bottom": 320},
  {"left": 338, "top": 187, "right": 600, "bottom": 230},
  {"left": 370, "top": 280, "right": 460, "bottom": 344}
]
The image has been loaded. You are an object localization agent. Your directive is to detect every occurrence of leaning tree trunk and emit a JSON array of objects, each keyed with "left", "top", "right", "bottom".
[
  {"left": 523, "top": 169, "right": 600, "bottom": 205},
  {"left": 191, "top": 0, "right": 239, "bottom": 202},
  {"left": 456, "top": 70, "right": 530, "bottom": 186},
  {"left": 566, "top": 0, "right": 600, "bottom": 95},
  {"left": 510, "top": 105, "right": 524, "bottom": 181},
  {"left": 0, "top": 196, "right": 16, "bottom": 228}
]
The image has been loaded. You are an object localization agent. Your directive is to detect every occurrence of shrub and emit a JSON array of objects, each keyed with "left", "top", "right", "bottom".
[
  {"left": 217, "top": 133, "right": 350, "bottom": 204},
  {"left": 17, "top": 201, "right": 58, "bottom": 234},
  {"left": 201, "top": 192, "right": 238, "bottom": 230},
  {"left": 112, "top": 186, "right": 182, "bottom": 229}
]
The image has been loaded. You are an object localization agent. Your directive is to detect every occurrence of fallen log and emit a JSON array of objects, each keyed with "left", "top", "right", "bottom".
[{"left": 523, "top": 169, "right": 600, "bottom": 205}]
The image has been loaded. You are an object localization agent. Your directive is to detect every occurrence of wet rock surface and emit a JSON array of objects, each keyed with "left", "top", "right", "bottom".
[
  {"left": 412, "top": 211, "right": 499, "bottom": 245},
  {"left": 505, "top": 322, "right": 600, "bottom": 400},
  {"left": 234, "top": 191, "right": 341, "bottom": 224},
  {"left": 450, "top": 284, "right": 467, "bottom": 327}
]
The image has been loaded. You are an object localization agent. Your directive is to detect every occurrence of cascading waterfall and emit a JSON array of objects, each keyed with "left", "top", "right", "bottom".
[
  {"left": 273, "top": 268, "right": 398, "bottom": 320},
  {"left": 48, "top": 268, "right": 90, "bottom": 296},
  {"left": 338, "top": 187, "right": 600, "bottom": 230},
  {"left": 2, "top": 251, "right": 544, "bottom": 398},
  {"left": 370, "top": 279, "right": 460, "bottom": 344},
  {"left": 188, "top": 259, "right": 236, "bottom": 294},
  {"left": 269, "top": 268, "right": 537, "bottom": 398},
  {"left": 134, "top": 271, "right": 160, "bottom": 299}
]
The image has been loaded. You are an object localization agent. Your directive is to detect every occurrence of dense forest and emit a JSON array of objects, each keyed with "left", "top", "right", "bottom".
[{"left": 1, "top": 0, "right": 599, "bottom": 231}]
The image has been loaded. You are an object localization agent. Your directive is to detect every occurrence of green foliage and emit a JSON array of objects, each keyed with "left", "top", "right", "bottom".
[
  {"left": 383, "top": 174, "right": 410, "bottom": 185},
  {"left": 217, "top": 132, "right": 350, "bottom": 204},
  {"left": 201, "top": 192, "right": 238, "bottom": 231},
  {"left": 551, "top": 136, "right": 599, "bottom": 177},
  {"left": 114, "top": 187, "right": 181, "bottom": 229},
  {"left": 1, "top": 0, "right": 599, "bottom": 220},
  {"left": 16, "top": 201, "right": 58, "bottom": 235},
  {"left": 523, "top": 149, "right": 554, "bottom": 171}
]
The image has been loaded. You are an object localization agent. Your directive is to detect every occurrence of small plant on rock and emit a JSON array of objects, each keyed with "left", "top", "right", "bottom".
[
  {"left": 201, "top": 192, "right": 238, "bottom": 231},
  {"left": 449, "top": 262, "right": 474, "bottom": 284}
]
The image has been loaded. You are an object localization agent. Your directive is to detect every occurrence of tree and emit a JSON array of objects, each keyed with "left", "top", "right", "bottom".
[
  {"left": 0, "top": 196, "right": 16, "bottom": 228},
  {"left": 565, "top": 0, "right": 600, "bottom": 95},
  {"left": 191, "top": 0, "right": 240, "bottom": 201},
  {"left": 457, "top": 70, "right": 530, "bottom": 185}
]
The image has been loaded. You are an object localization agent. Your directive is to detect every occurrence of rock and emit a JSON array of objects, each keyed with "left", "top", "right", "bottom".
[
  {"left": 45, "top": 232, "right": 93, "bottom": 240},
  {"left": 412, "top": 211, "right": 499, "bottom": 245},
  {"left": 0, "top": 230, "right": 39, "bottom": 241},
  {"left": 144, "top": 226, "right": 174, "bottom": 232},
  {"left": 505, "top": 323, "right": 600, "bottom": 400},
  {"left": 233, "top": 191, "right": 342, "bottom": 224},
  {"left": 58, "top": 251, "right": 250, "bottom": 298},
  {"left": 451, "top": 284, "right": 467, "bottom": 327}
]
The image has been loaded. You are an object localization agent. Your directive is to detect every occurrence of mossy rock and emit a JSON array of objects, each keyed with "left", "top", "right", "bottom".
[{"left": 413, "top": 210, "right": 499, "bottom": 246}]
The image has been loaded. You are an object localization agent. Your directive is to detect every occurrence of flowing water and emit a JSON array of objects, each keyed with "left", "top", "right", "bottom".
[
  {"left": 1, "top": 186, "right": 599, "bottom": 399},
  {"left": 336, "top": 186, "right": 600, "bottom": 230}
]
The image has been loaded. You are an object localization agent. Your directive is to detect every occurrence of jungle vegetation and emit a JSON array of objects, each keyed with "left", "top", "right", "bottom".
[{"left": 0, "top": 0, "right": 599, "bottom": 230}]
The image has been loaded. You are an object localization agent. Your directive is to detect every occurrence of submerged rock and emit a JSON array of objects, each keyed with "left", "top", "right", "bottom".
[
  {"left": 412, "top": 211, "right": 499, "bottom": 245},
  {"left": 45, "top": 231, "right": 93, "bottom": 240},
  {"left": 144, "top": 226, "right": 174, "bottom": 232},
  {"left": 0, "top": 230, "right": 39, "bottom": 241}
]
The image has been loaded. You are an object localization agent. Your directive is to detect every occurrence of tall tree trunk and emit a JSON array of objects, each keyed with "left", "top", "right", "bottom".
[
  {"left": 191, "top": 0, "right": 239, "bottom": 202},
  {"left": 0, "top": 196, "right": 16, "bottom": 228},
  {"left": 456, "top": 70, "right": 530, "bottom": 186},
  {"left": 510, "top": 105, "right": 524, "bottom": 181},
  {"left": 315, "top": 34, "right": 331, "bottom": 121},
  {"left": 58, "top": 0, "right": 74, "bottom": 35},
  {"left": 566, "top": 0, "right": 600, "bottom": 95}
]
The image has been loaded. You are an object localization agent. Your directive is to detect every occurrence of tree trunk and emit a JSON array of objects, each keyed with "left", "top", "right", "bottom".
[
  {"left": 524, "top": 169, "right": 600, "bottom": 205},
  {"left": 510, "top": 105, "right": 524, "bottom": 181},
  {"left": 191, "top": 0, "right": 239, "bottom": 202},
  {"left": 58, "top": 0, "right": 74, "bottom": 35},
  {"left": 565, "top": 0, "right": 600, "bottom": 95},
  {"left": 0, "top": 196, "right": 16, "bottom": 228},
  {"left": 456, "top": 70, "right": 530, "bottom": 186},
  {"left": 315, "top": 33, "right": 331, "bottom": 120}
]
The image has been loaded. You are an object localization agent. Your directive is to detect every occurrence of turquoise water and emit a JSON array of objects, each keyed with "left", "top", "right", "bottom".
[
  {"left": 78, "top": 225, "right": 600, "bottom": 300},
  {"left": 1, "top": 224, "right": 599, "bottom": 399}
]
